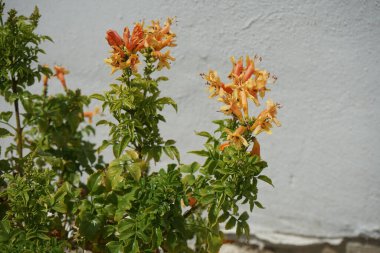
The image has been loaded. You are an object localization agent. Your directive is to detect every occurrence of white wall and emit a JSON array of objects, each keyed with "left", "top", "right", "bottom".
[{"left": 4, "top": 0, "right": 380, "bottom": 242}]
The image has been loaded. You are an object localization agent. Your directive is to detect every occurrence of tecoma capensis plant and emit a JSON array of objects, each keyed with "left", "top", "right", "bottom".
[{"left": 0, "top": 2, "right": 281, "bottom": 253}]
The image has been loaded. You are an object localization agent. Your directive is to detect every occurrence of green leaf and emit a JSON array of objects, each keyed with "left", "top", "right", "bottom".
[
  {"left": 258, "top": 175, "right": 273, "bottom": 186},
  {"left": 181, "top": 174, "right": 195, "bottom": 186},
  {"left": 171, "top": 146, "right": 180, "bottom": 163},
  {"left": 207, "top": 232, "right": 223, "bottom": 253},
  {"left": 98, "top": 140, "right": 110, "bottom": 153},
  {"left": 190, "top": 162, "right": 200, "bottom": 173},
  {"left": 225, "top": 217, "right": 236, "bottom": 230},
  {"left": 195, "top": 131, "right": 212, "bottom": 138},
  {"left": 163, "top": 146, "right": 175, "bottom": 160},
  {"left": 239, "top": 211, "right": 249, "bottom": 221},
  {"left": 0, "top": 111, "right": 12, "bottom": 122},
  {"left": 254, "top": 201, "right": 265, "bottom": 209},
  {"left": 53, "top": 201, "right": 67, "bottom": 213},
  {"left": 156, "top": 76, "right": 168, "bottom": 82},
  {"left": 0, "top": 221, "right": 11, "bottom": 243},
  {"left": 90, "top": 93, "right": 105, "bottom": 101},
  {"left": 201, "top": 194, "right": 215, "bottom": 205},
  {"left": 218, "top": 212, "right": 229, "bottom": 223},
  {"left": 0, "top": 128, "right": 13, "bottom": 138},
  {"left": 131, "top": 240, "right": 139, "bottom": 253},
  {"left": 157, "top": 97, "right": 177, "bottom": 112},
  {"left": 208, "top": 204, "right": 218, "bottom": 225},
  {"left": 128, "top": 162, "right": 142, "bottom": 181},
  {"left": 188, "top": 150, "right": 209, "bottom": 157},
  {"left": 96, "top": 119, "right": 110, "bottom": 126},
  {"left": 180, "top": 164, "right": 192, "bottom": 173},
  {"left": 87, "top": 171, "right": 102, "bottom": 193},
  {"left": 155, "top": 228, "right": 163, "bottom": 246},
  {"left": 106, "top": 241, "right": 123, "bottom": 253},
  {"left": 165, "top": 139, "right": 176, "bottom": 146}
]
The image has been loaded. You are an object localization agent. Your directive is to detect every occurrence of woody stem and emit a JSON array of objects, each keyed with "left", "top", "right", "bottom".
[{"left": 11, "top": 77, "right": 23, "bottom": 173}]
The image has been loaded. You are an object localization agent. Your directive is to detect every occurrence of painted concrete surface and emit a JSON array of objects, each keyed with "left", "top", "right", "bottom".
[{"left": 3, "top": 0, "right": 380, "bottom": 242}]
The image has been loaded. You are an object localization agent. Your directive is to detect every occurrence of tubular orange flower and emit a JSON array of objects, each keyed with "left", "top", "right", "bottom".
[
  {"left": 204, "top": 70, "right": 226, "bottom": 98},
  {"left": 54, "top": 65, "right": 69, "bottom": 90},
  {"left": 106, "top": 29, "right": 124, "bottom": 48},
  {"left": 84, "top": 107, "right": 100, "bottom": 124},
  {"left": 250, "top": 138, "right": 260, "bottom": 157},
  {"left": 225, "top": 126, "right": 248, "bottom": 149},
  {"left": 239, "top": 89, "right": 249, "bottom": 118},
  {"left": 145, "top": 18, "right": 176, "bottom": 60},
  {"left": 219, "top": 141, "right": 230, "bottom": 151},
  {"left": 250, "top": 100, "right": 281, "bottom": 135},
  {"left": 219, "top": 94, "right": 243, "bottom": 121},
  {"left": 232, "top": 56, "right": 243, "bottom": 76},
  {"left": 123, "top": 23, "right": 145, "bottom": 53},
  {"left": 253, "top": 69, "right": 270, "bottom": 98},
  {"left": 152, "top": 50, "right": 175, "bottom": 70},
  {"left": 243, "top": 58, "right": 255, "bottom": 82}
]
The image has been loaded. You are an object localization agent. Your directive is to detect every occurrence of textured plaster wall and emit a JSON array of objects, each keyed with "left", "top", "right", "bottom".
[{"left": 4, "top": 0, "right": 380, "bottom": 242}]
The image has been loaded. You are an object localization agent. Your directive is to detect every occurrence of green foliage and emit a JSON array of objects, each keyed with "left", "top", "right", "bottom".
[
  {"left": 0, "top": 2, "right": 101, "bottom": 251},
  {"left": 0, "top": 4, "right": 51, "bottom": 101},
  {"left": 0, "top": 3, "right": 276, "bottom": 252},
  {"left": 0, "top": 155, "right": 69, "bottom": 253}
]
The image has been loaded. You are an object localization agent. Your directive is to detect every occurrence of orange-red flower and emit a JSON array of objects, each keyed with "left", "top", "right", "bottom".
[
  {"left": 54, "top": 65, "right": 69, "bottom": 90},
  {"left": 83, "top": 107, "right": 100, "bottom": 124},
  {"left": 225, "top": 126, "right": 248, "bottom": 149},
  {"left": 123, "top": 23, "right": 145, "bottom": 53},
  {"left": 106, "top": 29, "right": 124, "bottom": 48},
  {"left": 250, "top": 138, "right": 260, "bottom": 157},
  {"left": 219, "top": 94, "right": 243, "bottom": 121},
  {"left": 219, "top": 141, "right": 230, "bottom": 151},
  {"left": 250, "top": 100, "right": 281, "bottom": 135},
  {"left": 152, "top": 50, "right": 175, "bottom": 70}
]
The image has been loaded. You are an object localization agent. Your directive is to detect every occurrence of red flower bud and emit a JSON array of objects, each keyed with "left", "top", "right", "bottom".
[{"left": 106, "top": 29, "right": 124, "bottom": 47}]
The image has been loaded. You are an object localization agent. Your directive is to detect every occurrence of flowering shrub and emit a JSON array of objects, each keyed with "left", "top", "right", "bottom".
[{"left": 0, "top": 2, "right": 281, "bottom": 253}]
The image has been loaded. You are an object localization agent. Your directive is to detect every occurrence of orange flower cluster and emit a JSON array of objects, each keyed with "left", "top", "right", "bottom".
[
  {"left": 105, "top": 18, "right": 176, "bottom": 74},
  {"left": 42, "top": 65, "right": 70, "bottom": 93},
  {"left": 204, "top": 55, "right": 281, "bottom": 154},
  {"left": 54, "top": 65, "right": 69, "bottom": 90},
  {"left": 84, "top": 106, "right": 100, "bottom": 124}
]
